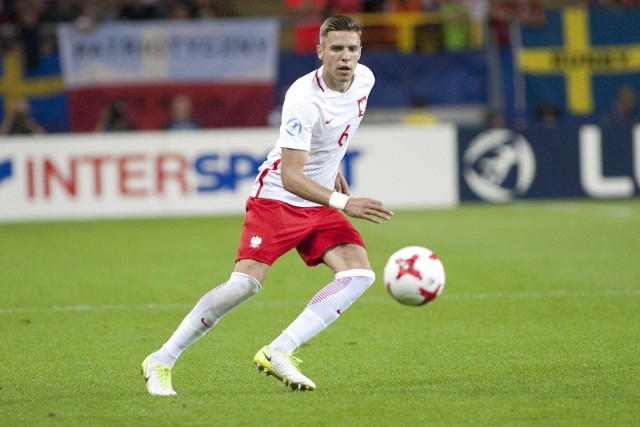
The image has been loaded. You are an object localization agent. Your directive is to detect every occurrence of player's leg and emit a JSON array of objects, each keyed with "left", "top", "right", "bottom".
[
  {"left": 155, "top": 261, "right": 268, "bottom": 366},
  {"left": 254, "top": 210, "right": 374, "bottom": 390},
  {"left": 142, "top": 262, "right": 266, "bottom": 396},
  {"left": 255, "top": 247, "right": 374, "bottom": 391},
  {"left": 142, "top": 197, "right": 304, "bottom": 395},
  {"left": 267, "top": 244, "right": 374, "bottom": 355}
]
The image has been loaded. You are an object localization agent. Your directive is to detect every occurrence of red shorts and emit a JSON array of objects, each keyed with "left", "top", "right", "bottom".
[{"left": 236, "top": 197, "right": 366, "bottom": 266}]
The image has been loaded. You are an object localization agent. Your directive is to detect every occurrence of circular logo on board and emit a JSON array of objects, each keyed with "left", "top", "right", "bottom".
[{"left": 463, "top": 129, "right": 536, "bottom": 202}]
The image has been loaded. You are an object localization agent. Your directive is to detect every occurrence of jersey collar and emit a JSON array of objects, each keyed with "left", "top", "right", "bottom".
[
  {"left": 314, "top": 66, "right": 356, "bottom": 94},
  {"left": 314, "top": 68, "right": 325, "bottom": 92}
]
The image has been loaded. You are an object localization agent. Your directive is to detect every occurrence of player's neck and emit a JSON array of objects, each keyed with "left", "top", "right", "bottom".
[{"left": 322, "top": 73, "right": 354, "bottom": 93}]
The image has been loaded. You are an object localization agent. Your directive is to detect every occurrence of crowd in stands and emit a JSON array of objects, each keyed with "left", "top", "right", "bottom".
[
  {"left": 2, "top": 0, "right": 639, "bottom": 57},
  {"left": 0, "top": 96, "right": 45, "bottom": 134},
  {"left": 0, "top": 0, "right": 638, "bottom": 134},
  {"left": 2, "top": 0, "right": 638, "bottom": 28},
  {"left": 0, "top": 1, "right": 238, "bottom": 26}
]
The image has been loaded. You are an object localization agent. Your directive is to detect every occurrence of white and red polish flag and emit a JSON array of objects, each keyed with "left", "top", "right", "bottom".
[{"left": 57, "top": 19, "right": 279, "bottom": 131}]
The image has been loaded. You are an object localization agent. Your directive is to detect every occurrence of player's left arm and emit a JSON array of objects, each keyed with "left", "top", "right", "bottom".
[{"left": 281, "top": 148, "right": 392, "bottom": 224}]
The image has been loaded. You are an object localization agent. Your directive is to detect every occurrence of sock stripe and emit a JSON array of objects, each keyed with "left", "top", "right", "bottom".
[
  {"left": 307, "top": 277, "right": 352, "bottom": 306},
  {"left": 195, "top": 281, "right": 228, "bottom": 305}
]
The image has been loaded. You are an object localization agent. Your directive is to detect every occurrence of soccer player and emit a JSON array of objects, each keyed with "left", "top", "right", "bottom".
[{"left": 141, "top": 15, "right": 393, "bottom": 395}]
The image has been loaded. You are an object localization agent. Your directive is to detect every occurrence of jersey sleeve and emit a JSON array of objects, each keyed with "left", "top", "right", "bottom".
[
  {"left": 356, "top": 63, "right": 375, "bottom": 89},
  {"left": 277, "top": 89, "right": 318, "bottom": 152}
]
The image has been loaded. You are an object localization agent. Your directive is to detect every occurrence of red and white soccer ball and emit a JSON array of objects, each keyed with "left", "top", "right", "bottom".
[{"left": 383, "top": 246, "right": 445, "bottom": 306}]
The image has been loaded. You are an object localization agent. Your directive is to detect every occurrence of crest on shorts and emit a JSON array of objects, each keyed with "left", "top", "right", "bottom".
[{"left": 250, "top": 236, "right": 262, "bottom": 248}]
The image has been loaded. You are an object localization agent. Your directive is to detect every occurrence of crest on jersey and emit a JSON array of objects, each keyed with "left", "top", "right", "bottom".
[
  {"left": 286, "top": 118, "right": 302, "bottom": 136},
  {"left": 357, "top": 96, "right": 367, "bottom": 117}
]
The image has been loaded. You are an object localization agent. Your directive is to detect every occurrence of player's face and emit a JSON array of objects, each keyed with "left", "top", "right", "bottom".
[{"left": 317, "top": 30, "right": 362, "bottom": 93}]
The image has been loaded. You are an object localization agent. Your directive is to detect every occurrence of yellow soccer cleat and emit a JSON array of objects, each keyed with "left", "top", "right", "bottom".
[
  {"left": 141, "top": 354, "right": 177, "bottom": 396},
  {"left": 253, "top": 345, "right": 316, "bottom": 391}
]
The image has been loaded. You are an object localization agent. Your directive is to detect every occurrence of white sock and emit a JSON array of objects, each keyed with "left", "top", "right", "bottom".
[
  {"left": 153, "top": 272, "right": 261, "bottom": 366},
  {"left": 270, "top": 269, "right": 375, "bottom": 354}
]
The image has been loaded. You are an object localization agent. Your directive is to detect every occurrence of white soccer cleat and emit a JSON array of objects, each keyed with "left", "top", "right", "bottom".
[
  {"left": 253, "top": 345, "right": 316, "bottom": 391},
  {"left": 141, "top": 354, "right": 177, "bottom": 396}
]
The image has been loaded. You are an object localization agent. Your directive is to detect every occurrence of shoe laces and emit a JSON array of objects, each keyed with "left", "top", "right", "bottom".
[
  {"left": 285, "top": 352, "right": 303, "bottom": 371},
  {"left": 154, "top": 365, "right": 173, "bottom": 388}
]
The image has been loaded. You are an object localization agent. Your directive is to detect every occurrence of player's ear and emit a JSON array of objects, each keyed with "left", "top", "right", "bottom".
[{"left": 316, "top": 44, "right": 323, "bottom": 60}]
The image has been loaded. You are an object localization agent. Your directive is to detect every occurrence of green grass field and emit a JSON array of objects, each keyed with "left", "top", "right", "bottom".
[{"left": 1, "top": 199, "right": 639, "bottom": 426}]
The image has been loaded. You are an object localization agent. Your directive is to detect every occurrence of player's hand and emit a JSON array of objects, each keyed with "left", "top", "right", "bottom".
[
  {"left": 344, "top": 197, "right": 393, "bottom": 224},
  {"left": 334, "top": 171, "right": 350, "bottom": 196}
]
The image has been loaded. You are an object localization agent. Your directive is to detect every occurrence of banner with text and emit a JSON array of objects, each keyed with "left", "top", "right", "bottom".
[
  {"left": 57, "top": 19, "right": 279, "bottom": 131},
  {"left": 0, "top": 125, "right": 458, "bottom": 222}
]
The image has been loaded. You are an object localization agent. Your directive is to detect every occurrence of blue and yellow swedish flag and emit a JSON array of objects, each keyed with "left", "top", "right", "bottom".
[
  {"left": 0, "top": 49, "right": 68, "bottom": 132},
  {"left": 518, "top": 7, "right": 640, "bottom": 116}
]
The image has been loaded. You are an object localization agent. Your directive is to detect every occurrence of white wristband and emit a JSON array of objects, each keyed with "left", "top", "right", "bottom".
[{"left": 329, "top": 191, "right": 350, "bottom": 210}]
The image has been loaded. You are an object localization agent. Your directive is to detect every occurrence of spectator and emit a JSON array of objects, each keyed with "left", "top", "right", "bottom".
[
  {"left": 465, "top": 0, "right": 489, "bottom": 46},
  {"left": 198, "top": 0, "right": 237, "bottom": 17},
  {"left": 421, "top": 0, "right": 445, "bottom": 11},
  {"left": 0, "top": 1, "right": 9, "bottom": 24},
  {"left": 387, "top": 0, "right": 422, "bottom": 11},
  {"left": 440, "top": 0, "right": 471, "bottom": 51},
  {"left": 194, "top": 0, "right": 224, "bottom": 18},
  {"left": 74, "top": 0, "right": 110, "bottom": 31},
  {"left": 286, "top": 0, "right": 329, "bottom": 53},
  {"left": 414, "top": 0, "right": 445, "bottom": 53},
  {"left": 120, "top": 0, "right": 158, "bottom": 20},
  {"left": 401, "top": 96, "right": 437, "bottom": 124},
  {"left": 593, "top": 0, "right": 640, "bottom": 8},
  {"left": 15, "top": 1, "right": 43, "bottom": 70},
  {"left": 286, "top": 0, "right": 329, "bottom": 18},
  {"left": 363, "top": 0, "right": 386, "bottom": 12},
  {"left": 535, "top": 104, "right": 561, "bottom": 128},
  {"left": 486, "top": 109, "right": 506, "bottom": 128},
  {"left": 601, "top": 85, "right": 640, "bottom": 124},
  {"left": 327, "top": 0, "right": 364, "bottom": 14},
  {"left": 41, "top": 0, "right": 82, "bottom": 23},
  {"left": 167, "top": 0, "right": 196, "bottom": 19},
  {"left": 94, "top": 99, "right": 137, "bottom": 132},
  {"left": 163, "top": 94, "right": 201, "bottom": 130},
  {"left": 488, "top": 0, "right": 545, "bottom": 47},
  {"left": 0, "top": 96, "right": 46, "bottom": 135}
]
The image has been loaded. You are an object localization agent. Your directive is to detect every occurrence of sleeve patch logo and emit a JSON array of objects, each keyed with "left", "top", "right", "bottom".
[{"left": 286, "top": 118, "right": 302, "bottom": 136}]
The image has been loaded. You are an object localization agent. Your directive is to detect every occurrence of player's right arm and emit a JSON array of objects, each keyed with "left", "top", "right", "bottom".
[{"left": 280, "top": 147, "right": 333, "bottom": 205}]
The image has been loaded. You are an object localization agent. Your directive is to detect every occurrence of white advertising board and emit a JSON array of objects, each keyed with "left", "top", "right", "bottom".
[{"left": 0, "top": 125, "right": 458, "bottom": 222}]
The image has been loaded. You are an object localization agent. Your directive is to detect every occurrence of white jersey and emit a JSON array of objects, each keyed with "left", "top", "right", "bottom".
[{"left": 250, "top": 63, "right": 375, "bottom": 207}]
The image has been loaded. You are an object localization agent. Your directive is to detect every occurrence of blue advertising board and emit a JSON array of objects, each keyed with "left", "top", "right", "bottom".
[{"left": 458, "top": 124, "right": 640, "bottom": 202}]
